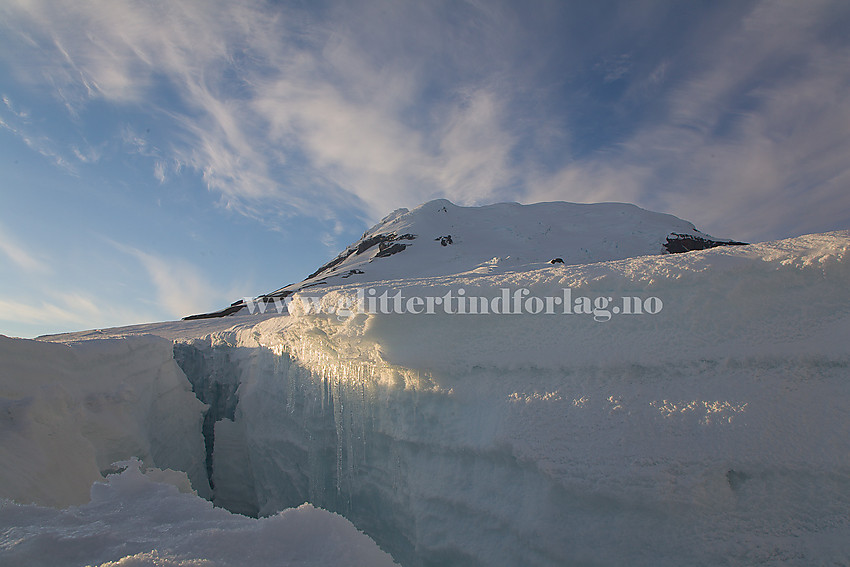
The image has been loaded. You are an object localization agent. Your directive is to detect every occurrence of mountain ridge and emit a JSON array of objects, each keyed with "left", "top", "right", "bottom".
[{"left": 185, "top": 199, "right": 746, "bottom": 320}]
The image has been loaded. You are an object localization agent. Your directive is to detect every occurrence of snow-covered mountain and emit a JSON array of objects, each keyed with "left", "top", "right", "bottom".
[
  {"left": 187, "top": 199, "right": 744, "bottom": 319},
  {"left": 2, "top": 201, "right": 849, "bottom": 567}
]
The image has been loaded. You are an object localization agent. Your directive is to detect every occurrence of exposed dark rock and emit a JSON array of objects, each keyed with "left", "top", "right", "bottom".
[
  {"left": 435, "top": 235, "right": 453, "bottom": 246},
  {"left": 264, "top": 291, "right": 293, "bottom": 301},
  {"left": 306, "top": 249, "right": 357, "bottom": 280},
  {"left": 356, "top": 233, "right": 416, "bottom": 255},
  {"left": 549, "top": 258, "right": 564, "bottom": 264},
  {"left": 375, "top": 242, "right": 408, "bottom": 258},
  {"left": 183, "top": 291, "right": 300, "bottom": 320},
  {"left": 341, "top": 269, "right": 365, "bottom": 278},
  {"left": 306, "top": 233, "right": 418, "bottom": 280},
  {"left": 664, "top": 233, "right": 748, "bottom": 254},
  {"left": 356, "top": 234, "right": 393, "bottom": 255},
  {"left": 726, "top": 469, "right": 749, "bottom": 491},
  {"left": 183, "top": 301, "right": 246, "bottom": 320}
]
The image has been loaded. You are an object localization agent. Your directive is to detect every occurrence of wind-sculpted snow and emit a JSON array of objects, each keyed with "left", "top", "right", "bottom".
[
  {"left": 183, "top": 231, "right": 849, "bottom": 565},
  {"left": 0, "top": 459, "right": 398, "bottom": 567},
  {"left": 2, "top": 231, "right": 849, "bottom": 566},
  {"left": 187, "top": 199, "right": 744, "bottom": 319}
]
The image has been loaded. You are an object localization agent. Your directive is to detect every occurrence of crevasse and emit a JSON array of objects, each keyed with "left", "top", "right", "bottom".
[
  {"left": 173, "top": 233, "right": 850, "bottom": 567},
  {"left": 6, "top": 232, "right": 847, "bottom": 566}
]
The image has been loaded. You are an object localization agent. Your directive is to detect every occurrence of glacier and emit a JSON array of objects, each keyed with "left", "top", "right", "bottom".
[
  {"left": 187, "top": 199, "right": 745, "bottom": 320},
  {"left": 174, "top": 231, "right": 850, "bottom": 566},
  {"left": 1, "top": 201, "right": 849, "bottom": 566}
]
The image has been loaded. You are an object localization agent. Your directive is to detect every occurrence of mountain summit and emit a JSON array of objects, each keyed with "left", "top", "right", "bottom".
[
  {"left": 11, "top": 220, "right": 849, "bottom": 566},
  {"left": 186, "top": 199, "right": 745, "bottom": 319}
]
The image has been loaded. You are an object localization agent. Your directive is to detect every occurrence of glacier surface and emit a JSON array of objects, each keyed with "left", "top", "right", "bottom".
[
  {"left": 0, "top": 459, "right": 397, "bottom": 567},
  {"left": 190, "top": 199, "right": 744, "bottom": 319},
  {"left": 2, "top": 228, "right": 849, "bottom": 566}
]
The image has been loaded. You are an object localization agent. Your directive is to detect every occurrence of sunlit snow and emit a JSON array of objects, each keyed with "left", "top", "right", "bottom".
[{"left": 2, "top": 201, "right": 849, "bottom": 566}]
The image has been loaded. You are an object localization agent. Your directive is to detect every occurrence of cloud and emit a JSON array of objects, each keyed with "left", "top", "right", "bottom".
[
  {"left": 0, "top": 0, "right": 526, "bottom": 225},
  {"left": 2, "top": 95, "right": 29, "bottom": 119},
  {"left": 595, "top": 53, "right": 633, "bottom": 83},
  {"left": 71, "top": 144, "right": 101, "bottom": 164},
  {"left": 0, "top": 291, "right": 155, "bottom": 334},
  {"left": 524, "top": 0, "right": 850, "bottom": 240},
  {"left": 0, "top": 105, "right": 77, "bottom": 173},
  {"left": 0, "top": 225, "right": 156, "bottom": 335},
  {"left": 153, "top": 161, "right": 166, "bottom": 184},
  {"left": 0, "top": 298, "right": 91, "bottom": 326},
  {"left": 113, "top": 243, "right": 234, "bottom": 319},
  {"left": 1, "top": 0, "right": 848, "bottom": 241},
  {"left": 1, "top": 93, "right": 104, "bottom": 170},
  {"left": 0, "top": 234, "right": 238, "bottom": 333},
  {"left": 0, "top": 223, "right": 52, "bottom": 275}
]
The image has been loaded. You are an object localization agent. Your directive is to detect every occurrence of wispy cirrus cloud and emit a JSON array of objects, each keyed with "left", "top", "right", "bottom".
[
  {"left": 0, "top": 103, "right": 76, "bottom": 173},
  {"left": 0, "top": 228, "right": 245, "bottom": 334},
  {"left": 0, "top": 292, "right": 102, "bottom": 326},
  {"left": 1, "top": 0, "right": 848, "bottom": 241},
  {"left": 0, "top": 291, "right": 165, "bottom": 337},
  {"left": 0, "top": 230, "right": 159, "bottom": 334},
  {"left": 0, "top": 223, "right": 52, "bottom": 275},
  {"left": 525, "top": 0, "right": 850, "bottom": 240},
  {"left": 110, "top": 242, "right": 239, "bottom": 319},
  {"left": 0, "top": 0, "right": 526, "bottom": 225}
]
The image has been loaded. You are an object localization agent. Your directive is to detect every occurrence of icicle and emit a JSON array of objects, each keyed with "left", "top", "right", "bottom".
[{"left": 333, "top": 378, "right": 344, "bottom": 494}]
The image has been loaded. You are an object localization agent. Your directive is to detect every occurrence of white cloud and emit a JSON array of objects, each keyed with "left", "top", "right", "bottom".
[
  {"left": 2, "top": 95, "right": 29, "bottom": 119},
  {"left": 0, "top": 298, "right": 88, "bottom": 326},
  {"left": 0, "top": 291, "right": 156, "bottom": 334},
  {"left": 0, "top": 0, "right": 524, "bottom": 225},
  {"left": 0, "top": 109, "right": 77, "bottom": 173},
  {"left": 0, "top": 234, "right": 240, "bottom": 333},
  {"left": 154, "top": 161, "right": 166, "bottom": 184},
  {"left": 524, "top": 0, "right": 850, "bottom": 240},
  {"left": 0, "top": 223, "right": 52, "bottom": 275},
  {"left": 1, "top": 0, "right": 848, "bottom": 240},
  {"left": 596, "top": 53, "right": 632, "bottom": 83},
  {"left": 71, "top": 144, "right": 101, "bottom": 164},
  {"left": 114, "top": 244, "right": 234, "bottom": 319}
]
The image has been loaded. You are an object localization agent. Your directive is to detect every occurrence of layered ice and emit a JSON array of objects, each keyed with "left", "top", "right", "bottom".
[
  {"left": 0, "top": 334, "right": 209, "bottom": 506},
  {"left": 0, "top": 334, "right": 397, "bottom": 566},
  {"left": 1, "top": 200, "right": 849, "bottom": 565},
  {"left": 175, "top": 231, "right": 850, "bottom": 566}
]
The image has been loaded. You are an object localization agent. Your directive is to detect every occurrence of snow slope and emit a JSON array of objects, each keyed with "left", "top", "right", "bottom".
[
  {"left": 1, "top": 200, "right": 848, "bottom": 566},
  {"left": 175, "top": 231, "right": 850, "bottom": 566},
  {"left": 188, "top": 199, "right": 743, "bottom": 318}
]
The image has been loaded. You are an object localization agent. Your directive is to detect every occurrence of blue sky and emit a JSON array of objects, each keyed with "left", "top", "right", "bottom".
[{"left": 1, "top": 0, "right": 849, "bottom": 338}]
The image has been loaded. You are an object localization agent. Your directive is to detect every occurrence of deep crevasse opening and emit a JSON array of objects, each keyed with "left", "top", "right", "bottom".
[
  {"left": 173, "top": 324, "right": 850, "bottom": 567},
  {"left": 173, "top": 330, "right": 468, "bottom": 565},
  {"left": 168, "top": 235, "right": 850, "bottom": 566}
]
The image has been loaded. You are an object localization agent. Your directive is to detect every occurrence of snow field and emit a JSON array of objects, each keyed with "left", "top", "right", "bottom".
[
  {"left": 1, "top": 229, "right": 848, "bottom": 566},
  {"left": 0, "top": 459, "right": 397, "bottom": 567},
  {"left": 197, "top": 231, "right": 850, "bottom": 565}
]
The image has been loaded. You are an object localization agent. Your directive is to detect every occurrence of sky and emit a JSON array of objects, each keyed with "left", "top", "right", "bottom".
[{"left": 1, "top": 0, "right": 849, "bottom": 338}]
